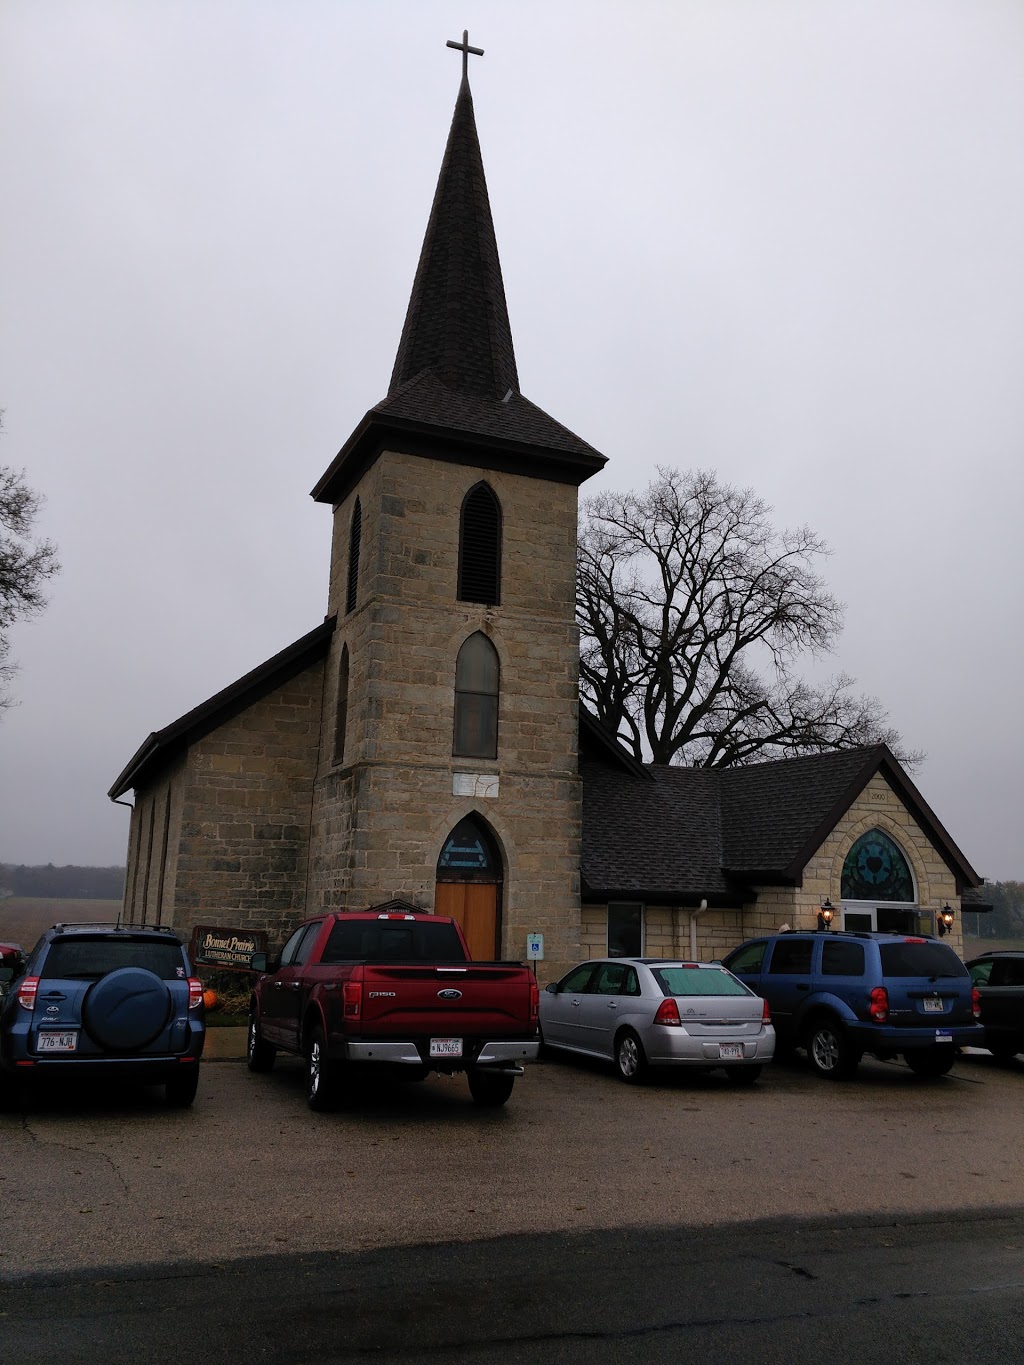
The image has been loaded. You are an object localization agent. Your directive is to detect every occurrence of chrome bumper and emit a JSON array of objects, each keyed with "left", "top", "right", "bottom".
[{"left": 342, "top": 1039, "right": 540, "bottom": 1066}]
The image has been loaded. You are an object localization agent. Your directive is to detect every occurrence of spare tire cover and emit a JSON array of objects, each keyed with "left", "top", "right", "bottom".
[{"left": 82, "top": 967, "right": 172, "bottom": 1051}]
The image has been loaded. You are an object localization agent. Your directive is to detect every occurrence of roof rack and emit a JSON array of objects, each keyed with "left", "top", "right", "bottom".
[{"left": 51, "top": 922, "right": 180, "bottom": 935}]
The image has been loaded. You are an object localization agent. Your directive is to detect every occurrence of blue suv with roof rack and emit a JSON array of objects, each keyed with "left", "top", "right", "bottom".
[
  {"left": 722, "top": 930, "right": 982, "bottom": 1079},
  {"left": 0, "top": 922, "right": 205, "bottom": 1110}
]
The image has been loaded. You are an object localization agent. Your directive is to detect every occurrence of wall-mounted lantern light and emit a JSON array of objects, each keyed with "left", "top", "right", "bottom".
[
  {"left": 938, "top": 904, "right": 955, "bottom": 936},
  {"left": 817, "top": 899, "right": 835, "bottom": 932}
]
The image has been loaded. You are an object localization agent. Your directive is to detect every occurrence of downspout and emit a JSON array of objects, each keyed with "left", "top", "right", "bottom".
[{"left": 690, "top": 899, "right": 708, "bottom": 960}]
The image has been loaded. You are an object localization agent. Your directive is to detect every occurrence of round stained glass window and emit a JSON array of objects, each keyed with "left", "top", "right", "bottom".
[{"left": 841, "top": 830, "right": 915, "bottom": 903}]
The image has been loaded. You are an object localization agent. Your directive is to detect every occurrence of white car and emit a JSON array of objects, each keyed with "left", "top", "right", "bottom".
[{"left": 539, "top": 957, "right": 775, "bottom": 1085}]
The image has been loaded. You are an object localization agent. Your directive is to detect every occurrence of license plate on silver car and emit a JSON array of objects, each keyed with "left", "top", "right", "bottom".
[
  {"left": 36, "top": 1031, "right": 78, "bottom": 1053},
  {"left": 923, "top": 997, "right": 943, "bottom": 1014},
  {"left": 719, "top": 1043, "right": 743, "bottom": 1060},
  {"left": 430, "top": 1037, "right": 463, "bottom": 1058}
]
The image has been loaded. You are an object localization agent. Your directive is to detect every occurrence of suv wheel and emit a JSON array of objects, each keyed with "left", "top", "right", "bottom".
[
  {"left": 806, "top": 1019, "right": 861, "bottom": 1080},
  {"left": 905, "top": 1047, "right": 955, "bottom": 1078},
  {"left": 246, "top": 1012, "right": 277, "bottom": 1073},
  {"left": 615, "top": 1029, "right": 649, "bottom": 1084},
  {"left": 164, "top": 1067, "right": 200, "bottom": 1107}
]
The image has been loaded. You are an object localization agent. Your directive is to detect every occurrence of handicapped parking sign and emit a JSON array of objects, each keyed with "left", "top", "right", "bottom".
[{"left": 526, "top": 933, "right": 544, "bottom": 961}]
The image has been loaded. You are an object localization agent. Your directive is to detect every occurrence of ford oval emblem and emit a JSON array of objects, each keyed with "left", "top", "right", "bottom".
[{"left": 437, "top": 988, "right": 463, "bottom": 1001}]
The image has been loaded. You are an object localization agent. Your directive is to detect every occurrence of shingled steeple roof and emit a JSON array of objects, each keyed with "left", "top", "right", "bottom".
[
  {"left": 388, "top": 69, "right": 518, "bottom": 401},
  {"left": 312, "top": 52, "right": 606, "bottom": 506}
]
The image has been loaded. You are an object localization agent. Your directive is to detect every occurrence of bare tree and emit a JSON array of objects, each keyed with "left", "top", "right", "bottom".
[
  {"left": 1, "top": 414, "right": 60, "bottom": 713},
  {"left": 577, "top": 468, "right": 919, "bottom": 769}
]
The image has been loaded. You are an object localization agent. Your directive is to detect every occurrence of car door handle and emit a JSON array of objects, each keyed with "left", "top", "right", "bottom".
[
  {"left": 571, "top": 999, "right": 581, "bottom": 1007},
  {"left": 42, "top": 992, "right": 67, "bottom": 1000},
  {"left": 607, "top": 1002, "right": 618, "bottom": 1010},
  {"left": 796, "top": 984, "right": 809, "bottom": 991}
]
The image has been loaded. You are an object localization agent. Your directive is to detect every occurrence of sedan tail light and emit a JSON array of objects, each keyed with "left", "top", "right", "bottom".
[
  {"left": 16, "top": 976, "right": 40, "bottom": 1011},
  {"left": 654, "top": 998, "right": 681, "bottom": 1026},
  {"left": 972, "top": 986, "right": 981, "bottom": 1020},
  {"left": 187, "top": 977, "right": 204, "bottom": 1011},
  {"left": 761, "top": 998, "right": 771, "bottom": 1024},
  {"left": 869, "top": 986, "right": 889, "bottom": 1023}
]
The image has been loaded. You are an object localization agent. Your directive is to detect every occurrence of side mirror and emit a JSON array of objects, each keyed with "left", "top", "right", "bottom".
[
  {"left": 250, "top": 952, "right": 268, "bottom": 973},
  {"left": 544, "top": 982, "right": 559, "bottom": 994}
]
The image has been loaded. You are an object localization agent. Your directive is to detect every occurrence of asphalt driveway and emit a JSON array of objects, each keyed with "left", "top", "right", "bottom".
[{"left": 1, "top": 1047, "right": 1022, "bottom": 1280}]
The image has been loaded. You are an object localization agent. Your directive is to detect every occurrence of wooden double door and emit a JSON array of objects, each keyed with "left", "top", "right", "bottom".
[{"left": 434, "top": 882, "right": 500, "bottom": 961}]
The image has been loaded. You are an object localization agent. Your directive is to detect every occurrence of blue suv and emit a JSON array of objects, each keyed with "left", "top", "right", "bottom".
[
  {"left": 722, "top": 931, "right": 982, "bottom": 1079},
  {"left": 0, "top": 923, "right": 206, "bottom": 1110}
]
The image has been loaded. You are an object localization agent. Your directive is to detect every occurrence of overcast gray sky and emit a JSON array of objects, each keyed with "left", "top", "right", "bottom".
[{"left": 1, "top": 0, "right": 1021, "bottom": 881}]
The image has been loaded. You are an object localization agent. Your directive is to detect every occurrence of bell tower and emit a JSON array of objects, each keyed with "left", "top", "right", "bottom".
[{"left": 306, "top": 36, "right": 606, "bottom": 974}]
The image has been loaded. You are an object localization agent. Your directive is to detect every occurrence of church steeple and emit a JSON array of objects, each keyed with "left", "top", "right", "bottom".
[
  {"left": 312, "top": 36, "right": 606, "bottom": 507},
  {"left": 390, "top": 34, "right": 518, "bottom": 401}
]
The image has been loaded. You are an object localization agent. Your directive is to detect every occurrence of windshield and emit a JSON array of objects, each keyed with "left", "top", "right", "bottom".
[
  {"left": 41, "top": 937, "right": 186, "bottom": 981},
  {"left": 652, "top": 966, "right": 752, "bottom": 997},
  {"left": 320, "top": 920, "right": 467, "bottom": 963},
  {"left": 879, "top": 941, "right": 968, "bottom": 979}
]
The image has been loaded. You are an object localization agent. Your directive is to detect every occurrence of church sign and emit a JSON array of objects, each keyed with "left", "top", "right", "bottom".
[{"left": 190, "top": 925, "right": 268, "bottom": 973}]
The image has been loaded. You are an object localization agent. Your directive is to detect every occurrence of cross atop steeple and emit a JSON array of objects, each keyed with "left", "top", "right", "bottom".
[{"left": 446, "top": 29, "right": 483, "bottom": 84}]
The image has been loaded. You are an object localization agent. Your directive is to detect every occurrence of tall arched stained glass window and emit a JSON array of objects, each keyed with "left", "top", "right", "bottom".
[
  {"left": 841, "top": 830, "right": 915, "bottom": 902},
  {"left": 453, "top": 632, "right": 499, "bottom": 759}
]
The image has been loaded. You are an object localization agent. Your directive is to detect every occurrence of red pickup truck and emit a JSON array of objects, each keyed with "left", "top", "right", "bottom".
[{"left": 247, "top": 911, "right": 539, "bottom": 1110}]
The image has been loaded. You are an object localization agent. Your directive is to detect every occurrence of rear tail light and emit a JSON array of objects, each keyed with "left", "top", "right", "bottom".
[
  {"left": 343, "top": 979, "right": 362, "bottom": 1019},
  {"left": 869, "top": 986, "right": 889, "bottom": 1023},
  {"left": 654, "top": 998, "right": 681, "bottom": 1026},
  {"left": 16, "top": 976, "right": 40, "bottom": 1011},
  {"left": 761, "top": 998, "right": 771, "bottom": 1024},
  {"left": 972, "top": 986, "right": 981, "bottom": 1021},
  {"left": 187, "top": 978, "right": 204, "bottom": 1011},
  {"left": 529, "top": 978, "right": 539, "bottom": 1022}
]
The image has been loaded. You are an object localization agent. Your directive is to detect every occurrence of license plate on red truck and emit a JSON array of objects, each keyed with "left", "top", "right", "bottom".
[{"left": 430, "top": 1037, "right": 463, "bottom": 1058}]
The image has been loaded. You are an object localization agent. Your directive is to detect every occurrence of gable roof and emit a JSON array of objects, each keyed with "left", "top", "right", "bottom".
[
  {"left": 312, "top": 71, "right": 605, "bottom": 507},
  {"left": 108, "top": 618, "right": 335, "bottom": 799},
  {"left": 582, "top": 744, "right": 982, "bottom": 902}
]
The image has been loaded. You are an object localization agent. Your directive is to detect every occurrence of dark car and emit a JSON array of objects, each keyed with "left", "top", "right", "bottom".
[
  {"left": 966, "top": 950, "right": 1024, "bottom": 1061},
  {"left": 722, "top": 930, "right": 982, "bottom": 1079},
  {"left": 0, "top": 923, "right": 205, "bottom": 1110}
]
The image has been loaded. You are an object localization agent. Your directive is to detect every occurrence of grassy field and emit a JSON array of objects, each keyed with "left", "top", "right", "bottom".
[
  {"left": 0, "top": 897, "right": 122, "bottom": 948},
  {"left": 963, "top": 933, "right": 1024, "bottom": 955}
]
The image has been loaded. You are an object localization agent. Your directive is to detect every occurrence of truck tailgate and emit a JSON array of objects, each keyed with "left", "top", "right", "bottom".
[{"left": 354, "top": 964, "right": 533, "bottom": 1035}]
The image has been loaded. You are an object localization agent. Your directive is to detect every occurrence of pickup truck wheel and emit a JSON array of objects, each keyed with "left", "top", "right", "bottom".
[
  {"left": 164, "top": 1067, "right": 200, "bottom": 1107},
  {"left": 806, "top": 1019, "right": 861, "bottom": 1080},
  {"left": 305, "top": 1027, "right": 337, "bottom": 1112},
  {"left": 246, "top": 1013, "right": 277, "bottom": 1073},
  {"left": 467, "top": 1069, "right": 515, "bottom": 1107},
  {"left": 905, "top": 1047, "right": 956, "bottom": 1078},
  {"left": 615, "top": 1029, "right": 649, "bottom": 1084}
]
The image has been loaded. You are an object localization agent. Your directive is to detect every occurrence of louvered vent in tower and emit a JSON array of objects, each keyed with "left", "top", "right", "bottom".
[
  {"left": 458, "top": 484, "right": 501, "bottom": 606},
  {"left": 346, "top": 498, "right": 362, "bottom": 614}
]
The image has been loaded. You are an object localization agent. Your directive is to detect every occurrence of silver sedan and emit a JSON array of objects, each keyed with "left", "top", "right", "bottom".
[{"left": 539, "top": 957, "right": 775, "bottom": 1085}]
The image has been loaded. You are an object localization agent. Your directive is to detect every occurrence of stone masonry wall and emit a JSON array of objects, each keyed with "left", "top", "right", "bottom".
[
  {"left": 153, "top": 660, "right": 327, "bottom": 949},
  {"left": 308, "top": 448, "right": 584, "bottom": 978}
]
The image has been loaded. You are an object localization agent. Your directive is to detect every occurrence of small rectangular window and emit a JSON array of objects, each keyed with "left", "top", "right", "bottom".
[
  {"left": 608, "top": 904, "right": 643, "bottom": 958},
  {"left": 821, "top": 940, "right": 865, "bottom": 977},
  {"left": 767, "top": 939, "right": 814, "bottom": 974}
]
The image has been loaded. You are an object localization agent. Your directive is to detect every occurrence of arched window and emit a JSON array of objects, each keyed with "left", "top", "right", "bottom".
[
  {"left": 436, "top": 815, "right": 501, "bottom": 881},
  {"left": 841, "top": 829, "right": 915, "bottom": 902},
  {"left": 333, "top": 645, "right": 349, "bottom": 764},
  {"left": 453, "top": 632, "right": 499, "bottom": 758},
  {"left": 458, "top": 483, "right": 501, "bottom": 605},
  {"left": 346, "top": 498, "right": 361, "bottom": 615}
]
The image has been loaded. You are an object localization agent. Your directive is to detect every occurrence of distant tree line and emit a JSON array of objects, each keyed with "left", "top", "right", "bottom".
[
  {"left": 0, "top": 864, "right": 126, "bottom": 900},
  {"left": 964, "top": 882, "right": 1024, "bottom": 941}
]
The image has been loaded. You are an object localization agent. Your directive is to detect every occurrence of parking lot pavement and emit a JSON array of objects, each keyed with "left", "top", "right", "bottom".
[{"left": 1, "top": 1049, "right": 1022, "bottom": 1279}]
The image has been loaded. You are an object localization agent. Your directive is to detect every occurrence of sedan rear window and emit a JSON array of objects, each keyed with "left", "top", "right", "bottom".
[
  {"left": 320, "top": 920, "right": 466, "bottom": 963},
  {"left": 41, "top": 937, "right": 187, "bottom": 981},
  {"left": 652, "top": 966, "right": 751, "bottom": 997},
  {"left": 878, "top": 941, "right": 968, "bottom": 979}
]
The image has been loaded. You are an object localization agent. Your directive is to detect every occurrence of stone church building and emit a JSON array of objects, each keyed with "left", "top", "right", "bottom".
[{"left": 109, "top": 59, "right": 982, "bottom": 979}]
